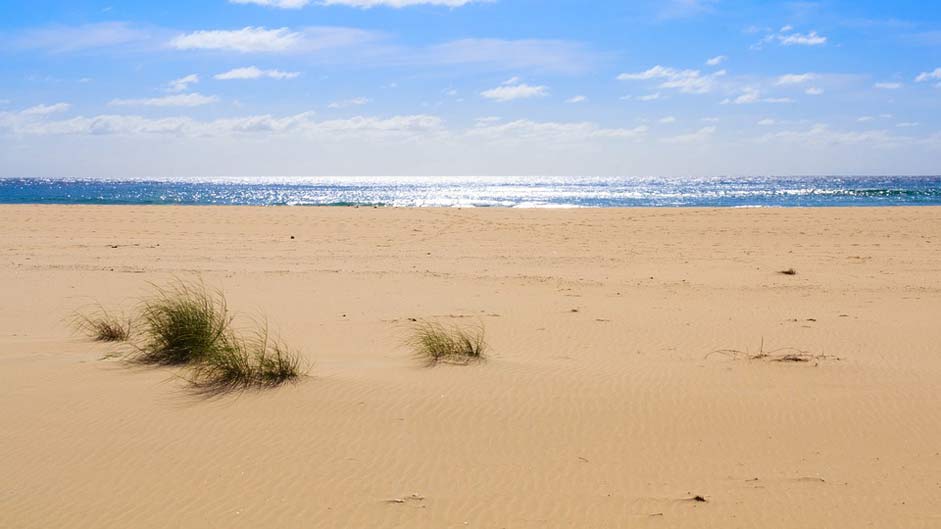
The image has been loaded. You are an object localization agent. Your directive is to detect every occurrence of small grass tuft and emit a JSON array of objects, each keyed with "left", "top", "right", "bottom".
[
  {"left": 778, "top": 268, "right": 798, "bottom": 276},
  {"left": 188, "top": 327, "right": 304, "bottom": 393},
  {"left": 74, "top": 279, "right": 306, "bottom": 394},
  {"left": 73, "top": 308, "right": 131, "bottom": 342},
  {"left": 409, "top": 320, "right": 487, "bottom": 366},
  {"left": 136, "top": 280, "right": 234, "bottom": 365}
]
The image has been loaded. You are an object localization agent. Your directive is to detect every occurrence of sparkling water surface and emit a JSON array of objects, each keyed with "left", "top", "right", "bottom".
[{"left": 1, "top": 176, "right": 940, "bottom": 207}]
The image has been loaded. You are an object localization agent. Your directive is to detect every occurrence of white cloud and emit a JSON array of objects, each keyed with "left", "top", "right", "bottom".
[
  {"left": 229, "top": 0, "right": 312, "bottom": 8},
  {"left": 896, "top": 122, "right": 919, "bottom": 128},
  {"left": 857, "top": 116, "right": 874, "bottom": 122},
  {"left": 214, "top": 66, "right": 300, "bottom": 80},
  {"left": 757, "top": 118, "right": 776, "bottom": 126},
  {"left": 481, "top": 81, "right": 548, "bottom": 102},
  {"left": 776, "top": 73, "right": 816, "bottom": 85},
  {"left": 638, "top": 93, "right": 661, "bottom": 101},
  {"left": 874, "top": 82, "right": 902, "bottom": 89},
  {"left": 617, "top": 65, "right": 725, "bottom": 94},
  {"left": 167, "top": 74, "right": 199, "bottom": 92},
  {"left": 2, "top": 111, "right": 444, "bottom": 139},
  {"left": 170, "top": 27, "right": 302, "bottom": 52},
  {"left": 661, "top": 126, "right": 716, "bottom": 143},
  {"left": 805, "top": 87, "right": 824, "bottom": 95},
  {"left": 320, "top": 0, "right": 488, "bottom": 6},
  {"left": 566, "top": 95, "right": 587, "bottom": 104},
  {"left": 467, "top": 119, "right": 647, "bottom": 142},
  {"left": 705, "top": 55, "right": 727, "bottom": 66},
  {"left": 328, "top": 97, "right": 371, "bottom": 108},
  {"left": 109, "top": 93, "right": 219, "bottom": 107},
  {"left": 659, "top": 116, "right": 677, "bottom": 124},
  {"left": 753, "top": 28, "right": 827, "bottom": 49},
  {"left": 21, "top": 103, "right": 71, "bottom": 116},
  {"left": 722, "top": 88, "right": 794, "bottom": 105},
  {"left": 778, "top": 31, "right": 827, "bottom": 46},
  {"left": 915, "top": 68, "right": 941, "bottom": 82}
]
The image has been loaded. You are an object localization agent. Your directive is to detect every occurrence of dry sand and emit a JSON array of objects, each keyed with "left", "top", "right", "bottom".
[{"left": 2, "top": 205, "right": 940, "bottom": 528}]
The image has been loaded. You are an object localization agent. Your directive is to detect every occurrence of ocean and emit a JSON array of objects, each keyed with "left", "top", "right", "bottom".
[{"left": 1, "top": 176, "right": 940, "bottom": 208}]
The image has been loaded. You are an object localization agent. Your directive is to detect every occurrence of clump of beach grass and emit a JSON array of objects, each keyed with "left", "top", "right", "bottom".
[
  {"left": 73, "top": 307, "right": 131, "bottom": 342},
  {"left": 188, "top": 326, "right": 304, "bottom": 392},
  {"left": 136, "top": 280, "right": 234, "bottom": 366},
  {"left": 71, "top": 279, "right": 306, "bottom": 393},
  {"left": 409, "top": 320, "right": 487, "bottom": 366}
]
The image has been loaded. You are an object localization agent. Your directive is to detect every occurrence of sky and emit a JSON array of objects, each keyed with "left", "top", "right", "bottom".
[{"left": 0, "top": 0, "right": 939, "bottom": 178}]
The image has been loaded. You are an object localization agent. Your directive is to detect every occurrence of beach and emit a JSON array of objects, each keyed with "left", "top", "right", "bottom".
[{"left": 2, "top": 204, "right": 940, "bottom": 528}]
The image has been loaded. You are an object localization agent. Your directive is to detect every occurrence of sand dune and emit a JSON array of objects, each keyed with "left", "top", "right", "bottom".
[{"left": 2, "top": 205, "right": 940, "bottom": 528}]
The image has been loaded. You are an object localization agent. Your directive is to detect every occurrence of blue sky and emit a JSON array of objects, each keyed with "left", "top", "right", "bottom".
[{"left": 1, "top": 0, "right": 939, "bottom": 177}]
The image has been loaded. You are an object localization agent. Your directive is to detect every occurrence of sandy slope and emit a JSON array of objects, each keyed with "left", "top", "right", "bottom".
[{"left": 1, "top": 205, "right": 940, "bottom": 529}]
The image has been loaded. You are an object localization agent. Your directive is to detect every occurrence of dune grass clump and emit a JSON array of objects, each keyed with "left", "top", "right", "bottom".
[
  {"left": 137, "top": 281, "right": 234, "bottom": 366},
  {"left": 72, "top": 279, "right": 305, "bottom": 393},
  {"left": 189, "top": 328, "right": 303, "bottom": 392},
  {"left": 73, "top": 308, "right": 131, "bottom": 342},
  {"left": 409, "top": 320, "right": 487, "bottom": 366}
]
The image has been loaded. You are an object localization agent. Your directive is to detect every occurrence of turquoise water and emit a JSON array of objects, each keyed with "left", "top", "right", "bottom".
[{"left": 1, "top": 176, "right": 940, "bottom": 207}]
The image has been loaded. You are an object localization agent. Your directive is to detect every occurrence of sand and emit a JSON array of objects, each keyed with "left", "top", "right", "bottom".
[{"left": 2, "top": 205, "right": 940, "bottom": 528}]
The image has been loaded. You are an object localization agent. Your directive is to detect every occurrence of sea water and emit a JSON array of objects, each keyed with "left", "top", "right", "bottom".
[{"left": 1, "top": 176, "right": 940, "bottom": 207}]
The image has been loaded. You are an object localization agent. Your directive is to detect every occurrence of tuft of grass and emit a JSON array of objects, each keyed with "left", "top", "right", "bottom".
[
  {"left": 778, "top": 268, "right": 798, "bottom": 276},
  {"left": 408, "top": 320, "right": 487, "bottom": 366},
  {"left": 136, "top": 281, "right": 234, "bottom": 365},
  {"left": 73, "top": 308, "right": 131, "bottom": 342},
  {"left": 189, "top": 327, "right": 304, "bottom": 392},
  {"left": 74, "top": 279, "right": 306, "bottom": 394}
]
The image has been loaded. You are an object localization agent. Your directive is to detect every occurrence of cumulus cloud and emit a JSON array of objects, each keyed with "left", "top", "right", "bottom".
[
  {"left": 109, "top": 93, "right": 219, "bottom": 107},
  {"left": 776, "top": 73, "right": 815, "bottom": 85},
  {"left": 170, "top": 27, "right": 302, "bottom": 52},
  {"left": 566, "top": 95, "right": 587, "bottom": 104},
  {"left": 805, "top": 87, "right": 824, "bottom": 95},
  {"left": 915, "top": 68, "right": 940, "bottom": 82},
  {"left": 229, "top": 0, "right": 312, "bottom": 7},
  {"left": 874, "top": 82, "right": 902, "bottom": 89},
  {"left": 481, "top": 79, "right": 548, "bottom": 102},
  {"left": 468, "top": 119, "right": 647, "bottom": 142},
  {"left": 214, "top": 66, "right": 300, "bottom": 80},
  {"left": 617, "top": 65, "right": 725, "bottom": 94},
  {"left": 167, "top": 74, "right": 199, "bottom": 92},
  {"left": 721, "top": 88, "right": 793, "bottom": 105},
  {"left": 1, "top": 111, "right": 444, "bottom": 140},
  {"left": 757, "top": 118, "right": 776, "bottom": 126},
  {"left": 659, "top": 116, "right": 676, "bottom": 124},
  {"left": 779, "top": 31, "right": 827, "bottom": 46},
  {"left": 328, "top": 97, "right": 371, "bottom": 108},
  {"left": 21, "top": 103, "right": 71, "bottom": 116},
  {"left": 705, "top": 55, "right": 726, "bottom": 66},
  {"left": 753, "top": 27, "right": 827, "bottom": 49}
]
